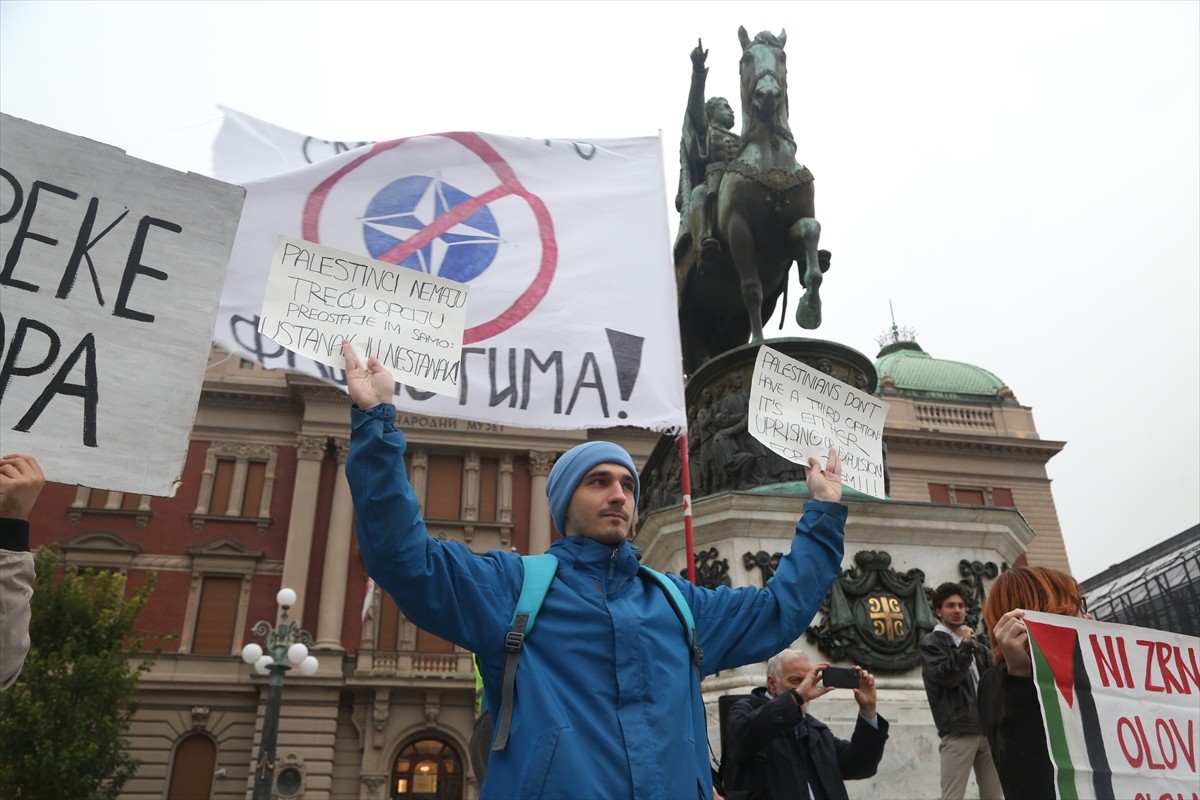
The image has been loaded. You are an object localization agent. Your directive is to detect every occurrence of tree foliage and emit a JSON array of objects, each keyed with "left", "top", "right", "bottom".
[{"left": 0, "top": 546, "right": 160, "bottom": 799}]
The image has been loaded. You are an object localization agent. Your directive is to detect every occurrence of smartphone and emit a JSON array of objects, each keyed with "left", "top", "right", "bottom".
[{"left": 821, "top": 666, "right": 860, "bottom": 689}]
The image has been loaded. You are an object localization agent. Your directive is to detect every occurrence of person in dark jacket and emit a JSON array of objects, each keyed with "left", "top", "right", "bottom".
[
  {"left": 979, "top": 566, "right": 1089, "bottom": 800},
  {"left": 723, "top": 649, "right": 888, "bottom": 800},
  {"left": 919, "top": 582, "right": 1003, "bottom": 800}
]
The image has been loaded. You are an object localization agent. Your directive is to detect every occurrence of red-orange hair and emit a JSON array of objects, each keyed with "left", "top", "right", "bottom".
[{"left": 983, "top": 567, "right": 1083, "bottom": 664}]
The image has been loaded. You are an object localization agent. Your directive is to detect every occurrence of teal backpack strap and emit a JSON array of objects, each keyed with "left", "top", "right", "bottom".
[
  {"left": 638, "top": 566, "right": 703, "bottom": 671},
  {"left": 491, "top": 553, "right": 558, "bottom": 752}
]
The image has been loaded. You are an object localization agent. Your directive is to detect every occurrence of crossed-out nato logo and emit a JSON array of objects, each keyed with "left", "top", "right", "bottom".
[
  {"left": 304, "top": 134, "right": 557, "bottom": 343},
  {"left": 362, "top": 174, "right": 501, "bottom": 282}
]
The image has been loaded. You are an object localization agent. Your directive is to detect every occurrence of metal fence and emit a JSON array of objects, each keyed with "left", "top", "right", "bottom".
[{"left": 1084, "top": 535, "right": 1200, "bottom": 638}]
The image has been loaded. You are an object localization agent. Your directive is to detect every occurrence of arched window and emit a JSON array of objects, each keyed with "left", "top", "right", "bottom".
[
  {"left": 391, "top": 738, "right": 462, "bottom": 800},
  {"left": 167, "top": 734, "right": 216, "bottom": 799}
]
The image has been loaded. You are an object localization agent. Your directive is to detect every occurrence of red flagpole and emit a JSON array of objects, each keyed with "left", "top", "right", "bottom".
[{"left": 678, "top": 433, "right": 696, "bottom": 584}]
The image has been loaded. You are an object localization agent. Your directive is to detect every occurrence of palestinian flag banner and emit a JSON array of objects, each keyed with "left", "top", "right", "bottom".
[{"left": 1024, "top": 611, "right": 1199, "bottom": 800}]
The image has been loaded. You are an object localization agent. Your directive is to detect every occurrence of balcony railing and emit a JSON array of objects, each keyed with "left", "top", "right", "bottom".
[
  {"left": 914, "top": 403, "right": 996, "bottom": 432},
  {"left": 358, "top": 649, "right": 474, "bottom": 678}
]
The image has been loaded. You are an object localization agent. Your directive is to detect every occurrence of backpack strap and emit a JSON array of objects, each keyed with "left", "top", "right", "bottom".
[
  {"left": 491, "top": 553, "right": 558, "bottom": 752},
  {"left": 638, "top": 566, "right": 703, "bottom": 670}
]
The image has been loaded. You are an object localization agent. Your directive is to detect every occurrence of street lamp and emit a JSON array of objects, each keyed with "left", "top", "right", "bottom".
[{"left": 241, "top": 588, "right": 319, "bottom": 800}]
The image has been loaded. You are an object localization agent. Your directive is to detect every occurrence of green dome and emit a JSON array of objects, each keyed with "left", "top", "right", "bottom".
[{"left": 875, "top": 341, "right": 1013, "bottom": 401}]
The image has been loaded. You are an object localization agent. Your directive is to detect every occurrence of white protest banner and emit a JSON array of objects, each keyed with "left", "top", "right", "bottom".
[
  {"left": 1024, "top": 611, "right": 1199, "bottom": 800},
  {"left": 212, "top": 105, "right": 373, "bottom": 185},
  {"left": 259, "top": 235, "right": 468, "bottom": 397},
  {"left": 748, "top": 344, "right": 890, "bottom": 498},
  {"left": 212, "top": 108, "right": 686, "bottom": 433},
  {"left": 0, "top": 114, "right": 244, "bottom": 495}
]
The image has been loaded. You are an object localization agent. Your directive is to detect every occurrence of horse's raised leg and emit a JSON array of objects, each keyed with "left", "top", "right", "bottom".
[
  {"left": 725, "top": 212, "right": 766, "bottom": 343},
  {"left": 790, "top": 217, "right": 822, "bottom": 330}
]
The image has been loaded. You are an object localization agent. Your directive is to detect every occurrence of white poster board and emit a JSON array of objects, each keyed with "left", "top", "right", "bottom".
[
  {"left": 258, "top": 235, "right": 467, "bottom": 397},
  {"left": 0, "top": 114, "right": 245, "bottom": 496},
  {"left": 748, "top": 345, "right": 890, "bottom": 498}
]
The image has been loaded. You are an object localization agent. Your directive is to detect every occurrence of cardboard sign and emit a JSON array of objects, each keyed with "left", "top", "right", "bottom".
[
  {"left": 0, "top": 114, "right": 244, "bottom": 496},
  {"left": 748, "top": 345, "right": 890, "bottom": 498},
  {"left": 258, "top": 235, "right": 468, "bottom": 397},
  {"left": 1024, "top": 611, "right": 1199, "bottom": 800}
]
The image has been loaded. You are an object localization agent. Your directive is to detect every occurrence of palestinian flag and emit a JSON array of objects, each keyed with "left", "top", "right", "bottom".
[{"left": 1026, "top": 615, "right": 1114, "bottom": 800}]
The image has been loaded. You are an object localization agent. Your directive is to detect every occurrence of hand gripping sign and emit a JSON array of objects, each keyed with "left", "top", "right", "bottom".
[
  {"left": 258, "top": 235, "right": 468, "bottom": 398},
  {"left": 748, "top": 345, "right": 890, "bottom": 498}
]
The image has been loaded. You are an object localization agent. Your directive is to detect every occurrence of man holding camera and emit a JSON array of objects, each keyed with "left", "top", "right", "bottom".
[{"left": 721, "top": 649, "right": 889, "bottom": 800}]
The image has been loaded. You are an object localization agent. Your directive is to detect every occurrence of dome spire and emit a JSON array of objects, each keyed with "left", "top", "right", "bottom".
[{"left": 876, "top": 301, "right": 921, "bottom": 357}]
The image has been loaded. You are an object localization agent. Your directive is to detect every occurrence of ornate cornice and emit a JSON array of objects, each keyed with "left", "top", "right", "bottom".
[
  {"left": 200, "top": 388, "right": 298, "bottom": 412},
  {"left": 884, "top": 431, "right": 1065, "bottom": 461}
]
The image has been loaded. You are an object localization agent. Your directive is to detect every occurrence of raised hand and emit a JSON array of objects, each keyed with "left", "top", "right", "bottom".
[
  {"left": 852, "top": 666, "right": 877, "bottom": 719},
  {"left": 798, "top": 662, "right": 836, "bottom": 705},
  {"left": 691, "top": 38, "right": 708, "bottom": 70},
  {"left": 341, "top": 340, "right": 395, "bottom": 411},
  {"left": 805, "top": 447, "right": 843, "bottom": 503},
  {"left": 0, "top": 453, "right": 45, "bottom": 520},
  {"left": 992, "top": 609, "right": 1032, "bottom": 677}
]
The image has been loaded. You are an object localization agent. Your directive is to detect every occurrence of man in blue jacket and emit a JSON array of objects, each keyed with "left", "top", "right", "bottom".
[{"left": 342, "top": 342, "right": 848, "bottom": 799}]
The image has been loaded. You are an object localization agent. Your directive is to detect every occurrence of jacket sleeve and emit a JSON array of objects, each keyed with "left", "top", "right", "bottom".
[
  {"left": 0, "top": 518, "right": 34, "bottom": 692},
  {"left": 727, "top": 692, "right": 803, "bottom": 760},
  {"left": 978, "top": 665, "right": 1054, "bottom": 797},
  {"left": 346, "top": 404, "right": 516, "bottom": 654},
  {"left": 680, "top": 500, "right": 847, "bottom": 674},
  {"left": 833, "top": 714, "right": 890, "bottom": 780},
  {"left": 919, "top": 631, "right": 976, "bottom": 687}
]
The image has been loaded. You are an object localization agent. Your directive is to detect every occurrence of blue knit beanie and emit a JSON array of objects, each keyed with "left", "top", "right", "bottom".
[{"left": 546, "top": 441, "right": 640, "bottom": 536}]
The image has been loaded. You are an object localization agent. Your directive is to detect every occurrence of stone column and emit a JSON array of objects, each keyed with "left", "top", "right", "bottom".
[
  {"left": 528, "top": 450, "right": 556, "bottom": 555},
  {"left": 280, "top": 434, "right": 326, "bottom": 623},
  {"left": 224, "top": 458, "right": 249, "bottom": 516},
  {"left": 315, "top": 438, "right": 353, "bottom": 650}
]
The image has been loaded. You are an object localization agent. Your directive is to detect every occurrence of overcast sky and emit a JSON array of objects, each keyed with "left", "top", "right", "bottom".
[{"left": 2, "top": 0, "right": 1196, "bottom": 580}]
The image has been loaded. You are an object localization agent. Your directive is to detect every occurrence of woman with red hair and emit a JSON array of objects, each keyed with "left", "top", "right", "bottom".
[{"left": 978, "top": 566, "right": 1088, "bottom": 798}]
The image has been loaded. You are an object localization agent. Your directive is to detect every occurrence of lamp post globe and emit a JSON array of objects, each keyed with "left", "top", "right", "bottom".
[{"left": 243, "top": 587, "right": 319, "bottom": 800}]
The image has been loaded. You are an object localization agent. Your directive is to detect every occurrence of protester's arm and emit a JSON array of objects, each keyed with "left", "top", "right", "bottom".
[
  {"left": 342, "top": 344, "right": 516, "bottom": 655},
  {"left": 833, "top": 712, "right": 890, "bottom": 780},
  {"left": 684, "top": 451, "right": 846, "bottom": 673},
  {"left": 0, "top": 454, "right": 45, "bottom": 691},
  {"left": 686, "top": 41, "right": 710, "bottom": 152},
  {"left": 726, "top": 694, "right": 803, "bottom": 762},
  {"left": 918, "top": 631, "right": 975, "bottom": 686},
  {"left": 0, "top": 547, "right": 34, "bottom": 691}
]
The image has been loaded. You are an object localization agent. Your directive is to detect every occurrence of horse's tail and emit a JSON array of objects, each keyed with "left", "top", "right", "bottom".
[{"left": 778, "top": 279, "right": 788, "bottom": 331}]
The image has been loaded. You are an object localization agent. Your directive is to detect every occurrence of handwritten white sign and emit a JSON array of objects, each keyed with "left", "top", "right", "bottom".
[
  {"left": 0, "top": 114, "right": 244, "bottom": 496},
  {"left": 748, "top": 345, "right": 890, "bottom": 498},
  {"left": 257, "top": 235, "right": 468, "bottom": 397}
]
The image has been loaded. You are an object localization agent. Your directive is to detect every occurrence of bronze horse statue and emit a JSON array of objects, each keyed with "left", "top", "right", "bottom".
[{"left": 677, "top": 27, "right": 829, "bottom": 375}]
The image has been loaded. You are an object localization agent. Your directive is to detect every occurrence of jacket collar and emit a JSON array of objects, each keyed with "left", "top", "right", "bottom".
[{"left": 547, "top": 536, "right": 640, "bottom": 579}]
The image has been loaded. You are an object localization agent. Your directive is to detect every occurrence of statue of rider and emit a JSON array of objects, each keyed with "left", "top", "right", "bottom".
[{"left": 676, "top": 39, "right": 740, "bottom": 270}]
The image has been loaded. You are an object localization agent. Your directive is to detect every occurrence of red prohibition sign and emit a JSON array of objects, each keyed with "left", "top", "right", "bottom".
[{"left": 301, "top": 132, "right": 557, "bottom": 344}]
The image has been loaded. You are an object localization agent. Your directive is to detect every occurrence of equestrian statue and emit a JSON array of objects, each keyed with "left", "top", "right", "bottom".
[{"left": 675, "top": 27, "right": 830, "bottom": 375}]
